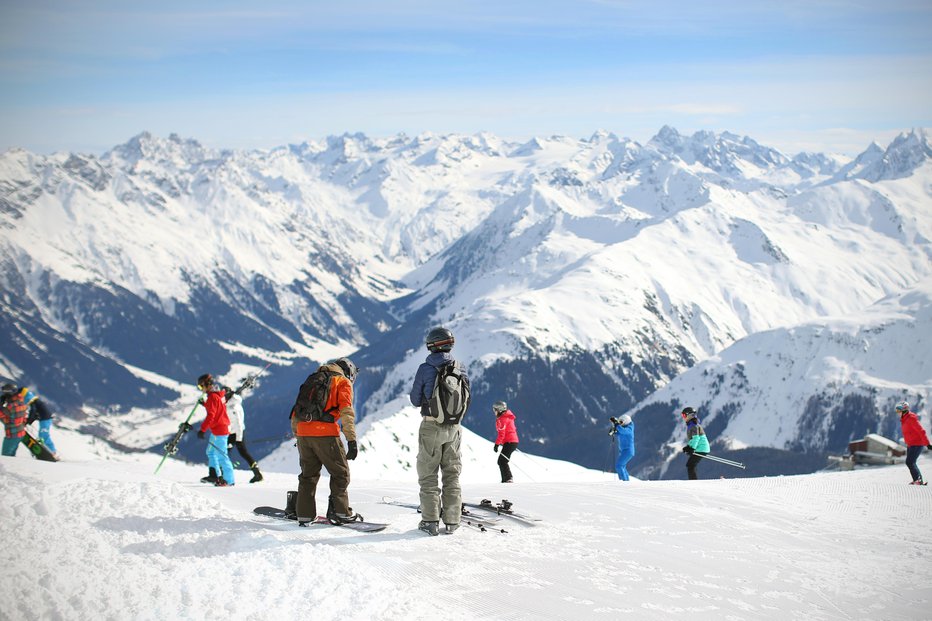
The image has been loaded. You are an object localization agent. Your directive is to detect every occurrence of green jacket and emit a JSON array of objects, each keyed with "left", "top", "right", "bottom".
[{"left": 685, "top": 418, "right": 710, "bottom": 453}]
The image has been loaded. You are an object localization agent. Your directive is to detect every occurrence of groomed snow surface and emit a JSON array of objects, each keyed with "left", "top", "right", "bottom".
[{"left": 2, "top": 427, "right": 931, "bottom": 621}]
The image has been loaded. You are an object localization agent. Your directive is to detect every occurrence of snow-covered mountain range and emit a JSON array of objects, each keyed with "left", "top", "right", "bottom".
[{"left": 1, "top": 127, "right": 930, "bottom": 476}]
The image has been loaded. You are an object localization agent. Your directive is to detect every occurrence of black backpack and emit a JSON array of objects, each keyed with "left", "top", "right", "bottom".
[
  {"left": 291, "top": 368, "right": 338, "bottom": 423},
  {"left": 427, "top": 362, "right": 470, "bottom": 425}
]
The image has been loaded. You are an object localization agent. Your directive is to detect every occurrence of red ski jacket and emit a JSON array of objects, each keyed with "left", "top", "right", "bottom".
[
  {"left": 495, "top": 410, "right": 519, "bottom": 445},
  {"left": 199, "top": 389, "right": 231, "bottom": 436},
  {"left": 0, "top": 394, "right": 28, "bottom": 439},
  {"left": 900, "top": 411, "right": 930, "bottom": 447}
]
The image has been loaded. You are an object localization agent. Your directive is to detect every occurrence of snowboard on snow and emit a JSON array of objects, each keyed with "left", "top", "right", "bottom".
[
  {"left": 252, "top": 505, "right": 388, "bottom": 533},
  {"left": 21, "top": 430, "right": 58, "bottom": 462}
]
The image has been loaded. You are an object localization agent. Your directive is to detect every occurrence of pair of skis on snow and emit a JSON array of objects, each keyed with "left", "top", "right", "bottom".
[
  {"left": 381, "top": 497, "right": 542, "bottom": 534},
  {"left": 251, "top": 497, "right": 542, "bottom": 535}
]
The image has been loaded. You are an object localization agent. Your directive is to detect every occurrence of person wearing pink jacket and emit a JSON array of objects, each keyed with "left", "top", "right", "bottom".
[
  {"left": 492, "top": 401, "right": 519, "bottom": 483},
  {"left": 897, "top": 401, "right": 932, "bottom": 485}
]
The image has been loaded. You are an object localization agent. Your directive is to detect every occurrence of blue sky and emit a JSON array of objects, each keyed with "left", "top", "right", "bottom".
[{"left": 1, "top": 0, "right": 930, "bottom": 155}]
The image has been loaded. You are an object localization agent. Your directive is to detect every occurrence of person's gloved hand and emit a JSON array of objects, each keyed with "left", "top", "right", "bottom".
[
  {"left": 346, "top": 440, "right": 358, "bottom": 461},
  {"left": 197, "top": 430, "right": 205, "bottom": 440},
  {"left": 682, "top": 445, "right": 694, "bottom": 454},
  {"left": 494, "top": 444, "right": 500, "bottom": 453},
  {"left": 927, "top": 444, "right": 932, "bottom": 451},
  {"left": 609, "top": 417, "right": 619, "bottom": 424}
]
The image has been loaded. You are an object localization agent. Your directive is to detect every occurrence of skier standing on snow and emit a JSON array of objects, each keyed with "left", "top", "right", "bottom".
[
  {"left": 20, "top": 386, "right": 58, "bottom": 457},
  {"left": 224, "top": 388, "right": 263, "bottom": 483},
  {"left": 290, "top": 358, "right": 360, "bottom": 525},
  {"left": 0, "top": 383, "right": 28, "bottom": 457},
  {"left": 897, "top": 401, "right": 931, "bottom": 485},
  {"left": 492, "top": 401, "right": 519, "bottom": 483},
  {"left": 195, "top": 374, "right": 236, "bottom": 487},
  {"left": 680, "top": 406, "right": 710, "bottom": 480},
  {"left": 410, "top": 327, "right": 470, "bottom": 535},
  {"left": 608, "top": 414, "right": 635, "bottom": 481}
]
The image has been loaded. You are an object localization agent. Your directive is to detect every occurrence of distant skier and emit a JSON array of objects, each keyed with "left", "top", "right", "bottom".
[
  {"left": 492, "top": 401, "right": 519, "bottom": 483},
  {"left": 410, "top": 327, "right": 470, "bottom": 536},
  {"left": 195, "top": 374, "right": 236, "bottom": 486},
  {"left": 224, "top": 387, "right": 263, "bottom": 483},
  {"left": 680, "top": 406, "right": 710, "bottom": 480},
  {"left": 20, "top": 386, "right": 58, "bottom": 456},
  {"left": 897, "top": 401, "right": 931, "bottom": 485},
  {"left": 608, "top": 414, "right": 635, "bottom": 481},
  {"left": 0, "top": 383, "right": 28, "bottom": 456}
]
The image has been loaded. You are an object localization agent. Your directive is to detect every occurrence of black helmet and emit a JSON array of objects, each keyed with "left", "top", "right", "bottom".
[
  {"left": 197, "top": 374, "right": 214, "bottom": 391},
  {"left": 426, "top": 327, "right": 454, "bottom": 353},
  {"left": 1, "top": 383, "right": 17, "bottom": 396},
  {"left": 681, "top": 406, "right": 696, "bottom": 419},
  {"left": 333, "top": 357, "right": 358, "bottom": 383},
  {"left": 492, "top": 400, "right": 507, "bottom": 414}
]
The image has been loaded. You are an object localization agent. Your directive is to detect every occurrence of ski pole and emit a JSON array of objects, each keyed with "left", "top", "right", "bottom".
[
  {"left": 694, "top": 453, "right": 746, "bottom": 469},
  {"left": 497, "top": 449, "right": 537, "bottom": 482},
  {"left": 205, "top": 438, "right": 242, "bottom": 468}
]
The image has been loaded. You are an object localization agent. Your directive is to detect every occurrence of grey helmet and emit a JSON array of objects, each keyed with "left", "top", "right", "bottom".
[
  {"left": 333, "top": 357, "right": 358, "bottom": 383},
  {"left": 1, "top": 383, "right": 17, "bottom": 396},
  {"left": 426, "top": 327, "right": 454, "bottom": 353},
  {"left": 492, "top": 400, "right": 507, "bottom": 414}
]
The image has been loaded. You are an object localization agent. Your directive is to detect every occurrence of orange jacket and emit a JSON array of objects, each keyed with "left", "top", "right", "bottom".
[{"left": 293, "top": 364, "right": 356, "bottom": 440}]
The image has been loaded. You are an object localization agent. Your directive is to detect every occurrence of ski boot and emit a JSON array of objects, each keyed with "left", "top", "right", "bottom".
[
  {"left": 249, "top": 464, "right": 264, "bottom": 483},
  {"left": 285, "top": 491, "right": 298, "bottom": 520},
  {"left": 418, "top": 520, "right": 440, "bottom": 536},
  {"left": 444, "top": 523, "right": 460, "bottom": 534},
  {"left": 326, "top": 497, "right": 362, "bottom": 525},
  {"left": 200, "top": 467, "right": 218, "bottom": 484}
]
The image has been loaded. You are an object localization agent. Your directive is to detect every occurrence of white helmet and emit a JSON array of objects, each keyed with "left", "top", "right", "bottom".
[
  {"left": 619, "top": 414, "right": 632, "bottom": 426},
  {"left": 895, "top": 401, "right": 909, "bottom": 413}
]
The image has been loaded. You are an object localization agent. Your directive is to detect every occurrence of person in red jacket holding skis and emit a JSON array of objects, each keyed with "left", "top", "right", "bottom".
[
  {"left": 492, "top": 401, "right": 519, "bottom": 483},
  {"left": 897, "top": 401, "right": 932, "bottom": 485},
  {"left": 196, "top": 374, "right": 236, "bottom": 487}
]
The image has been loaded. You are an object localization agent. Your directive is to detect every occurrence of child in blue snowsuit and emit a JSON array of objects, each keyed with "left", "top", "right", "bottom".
[{"left": 609, "top": 414, "right": 635, "bottom": 481}]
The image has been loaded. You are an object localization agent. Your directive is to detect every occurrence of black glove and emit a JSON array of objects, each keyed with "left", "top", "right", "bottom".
[
  {"left": 197, "top": 430, "right": 205, "bottom": 440},
  {"left": 181, "top": 422, "right": 192, "bottom": 432},
  {"left": 682, "top": 445, "right": 694, "bottom": 454},
  {"left": 609, "top": 417, "right": 619, "bottom": 424},
  {"left": 927, "top": 445, "right": 932, "bottom": 451},
  {"left": 494, "top": 444, "right": 500, "bottom": 453},
  {"left": 345, "top": 440, "right": 358, "bottom": 461}
]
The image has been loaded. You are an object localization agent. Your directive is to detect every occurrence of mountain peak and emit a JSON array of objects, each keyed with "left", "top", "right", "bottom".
[
  {"left": 839, "top": 128, "right": 931, "bottom": 182},
  {"left": 105, "top": 131, "right": 209, "bottom": 171}
]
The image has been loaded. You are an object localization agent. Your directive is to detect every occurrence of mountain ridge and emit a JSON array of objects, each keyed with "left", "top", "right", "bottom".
[{"left": 1, "top": 126, "right": 930, "bottom": 474}]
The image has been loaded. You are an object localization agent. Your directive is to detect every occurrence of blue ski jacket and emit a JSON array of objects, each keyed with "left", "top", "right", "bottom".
[{"left": 613, "top": 422, "right": 635, "bottom": 455}]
